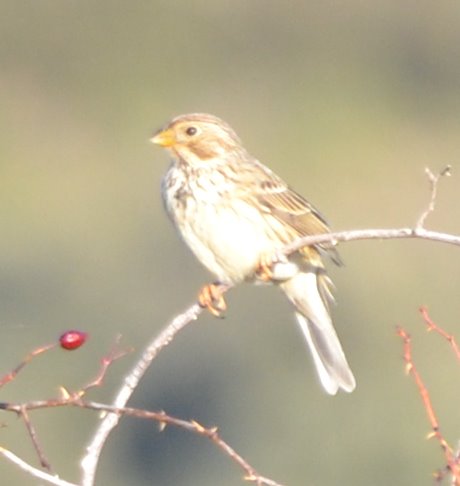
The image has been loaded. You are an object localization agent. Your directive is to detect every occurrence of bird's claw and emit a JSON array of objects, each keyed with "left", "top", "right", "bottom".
[
  {"left": 198, "top": 283, "right": 227, "bottom": 317},
  {"left": 255, "top": 254, "right": 275, "bottom": 282},
  {"left": 256, "top": 253, "right": 298, "bottom": 282}
]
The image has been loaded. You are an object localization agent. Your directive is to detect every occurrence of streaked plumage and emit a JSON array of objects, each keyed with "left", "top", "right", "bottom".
[{"left": 152, "top": 113, "right": 355, "bottom": 394}]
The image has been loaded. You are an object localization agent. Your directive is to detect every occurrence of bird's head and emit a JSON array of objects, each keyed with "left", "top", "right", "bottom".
[{"left": 151, "top": 113, "right": 244, "bottom": 166}]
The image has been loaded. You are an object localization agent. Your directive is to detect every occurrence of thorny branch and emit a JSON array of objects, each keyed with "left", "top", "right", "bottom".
[
  {"left": 1, "top": 397, "right": 284, "bottom": 486},
  {"left": 420, "top": 306, "right": 460, "bottom": 361},
  {"left": 397, "top": 309, "right": 460, "bottom": 485}
]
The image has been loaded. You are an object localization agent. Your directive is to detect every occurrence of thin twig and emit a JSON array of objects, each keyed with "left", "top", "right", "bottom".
[
  {"left": 397, "top": 326, "right": 460, "bottom": 484},
  {"left": 0, "top": 343, "right": 56, "bottom": 388},
  {"left": 417, "top": 165, "right": 451, "bottom": 229},
  {"left": 0, "top": 447, "right": 77, "bottom": 486},
  {"left": 20, "top": 405, "right": 51, "bottom": 471},
  {"left": 454, "top": 442, "right": 460, "bottom": 486},
  {"left": 81, "top": 335, "right": 133, "bottom": 394},
  {"left": 420, "top": 307, "right": 460, "bottom": 361}
]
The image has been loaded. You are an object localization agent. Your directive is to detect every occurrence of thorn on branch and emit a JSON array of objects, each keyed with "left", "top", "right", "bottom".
[{"left": 419, "top": 307, "right": 460, "bottom": 361}]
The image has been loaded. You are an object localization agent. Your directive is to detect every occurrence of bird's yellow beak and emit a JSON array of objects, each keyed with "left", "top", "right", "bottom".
[{"left": 150, "top": 128, "right": 176, "bottom": 147}]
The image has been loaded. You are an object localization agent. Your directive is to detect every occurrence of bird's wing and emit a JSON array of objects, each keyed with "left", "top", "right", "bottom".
[
  {"left": 257, "top": 180, "right": 331, "bottom": 237},
  {"left": 241, "top": 161, "right": 341, "bottom": 264}
]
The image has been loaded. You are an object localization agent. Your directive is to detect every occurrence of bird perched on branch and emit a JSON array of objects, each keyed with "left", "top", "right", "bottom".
[{"left": 151, "top": 113, "right": 355, "bottom": 395}]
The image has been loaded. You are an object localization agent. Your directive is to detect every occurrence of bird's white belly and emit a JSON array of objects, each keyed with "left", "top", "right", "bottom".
[{"left": 177, "top": 199, "right": 275, "bottom": 283}]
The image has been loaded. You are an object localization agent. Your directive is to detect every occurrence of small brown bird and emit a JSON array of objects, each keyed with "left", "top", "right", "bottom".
[{"left": 151, "top": 113, "right": 355, "bottom": 394}]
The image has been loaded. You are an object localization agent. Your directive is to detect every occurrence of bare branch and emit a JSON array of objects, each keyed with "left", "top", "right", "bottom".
[
  {"left": 0, "top": 447, "right": 77, "bottom": 486},
  {"left": 0, "top": 343, "right": 56, "bottom": 388},
  {"left": 81, "top": 403, "right": 285, "bottom": 486},
  {"left": 20, "top": 405, "right": 51, "bottom": 471},
  {"left": 3, "top": 398, "right": 284, "bottom": 486},
  {"left": 80, "top": 302, "right": 207, "bottom": 486},
  {"left": 417, "top": 165, "right": 452, "bottom": 229},
  {"left": 420, "top": 307, "right": 460, "bottom": 361},
  {"left": 81, "top": 335, "right": 133, "bottom": 394},
  {"left": 283, "top": 227, "right": 460, "bottom": 257},
  {"left": 397, "top": 324, "right": 460, "bottom": 484}
]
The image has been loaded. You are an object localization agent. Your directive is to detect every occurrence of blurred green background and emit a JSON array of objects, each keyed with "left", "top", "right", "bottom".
[{"left": 1, "top": 1, "right": 460, "bottom": 485}]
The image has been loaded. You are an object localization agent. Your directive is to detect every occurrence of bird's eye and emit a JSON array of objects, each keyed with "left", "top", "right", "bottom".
[{"left": 185, "top": 126, "right": 197, "bottom": 136}]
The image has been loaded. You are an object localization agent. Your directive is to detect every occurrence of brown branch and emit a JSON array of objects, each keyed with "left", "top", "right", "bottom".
[
  {"left": 2, "top": 397, "right": 284, "bottom": 486},
  {"left": 0, "top": 336, "right": 132, "bottom": 484},
  {"left": 397, "top": 326, "right": 460, "bottom": 484},
  {"left": 0, "top": 343, "right": 56, "bottom": 388},
  {"left": 0, "top": 324, "right": 282, "bottom": 486},
  {"left": 420, "top": 307, "right": 460, "bottom": 361},
  {"left": 81, "top": 335, "right": 133, "bottom": 394},
  {"left": 20, "top": 406, "right": 51, "bottom": 471},
  {"left": 82, "top": 402, "right": 284, "bottom": 486}
]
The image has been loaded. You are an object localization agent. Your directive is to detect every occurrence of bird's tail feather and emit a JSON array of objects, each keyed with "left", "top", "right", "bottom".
[{"left": 280, "top": 271, "right": 356, "bottom": 395}]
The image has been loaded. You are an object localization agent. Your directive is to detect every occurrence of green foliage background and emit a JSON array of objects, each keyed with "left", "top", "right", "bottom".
[{"left": 1, "top": 2, "right": 460, "bottom": 485}]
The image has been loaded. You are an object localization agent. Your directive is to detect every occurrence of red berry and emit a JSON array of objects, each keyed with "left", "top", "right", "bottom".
[{"left": 59, "top": 330, "right": 88, "bottom": 350}]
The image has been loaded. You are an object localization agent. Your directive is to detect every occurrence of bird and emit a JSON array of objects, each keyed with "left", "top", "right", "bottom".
[{"left": 151, "top": 113, "right": 356, "bottom": 394}]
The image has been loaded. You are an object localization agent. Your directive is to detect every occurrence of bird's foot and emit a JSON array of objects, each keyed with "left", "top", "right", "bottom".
[
  {"left": 198, "top": 283, "right": 227, "bottom": 317},
  {"left": 255, "top": 254, "right": 275, "bottom": 282},
  {"left": 256, "top": 253, "right": 298, "bottom": 283}
]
